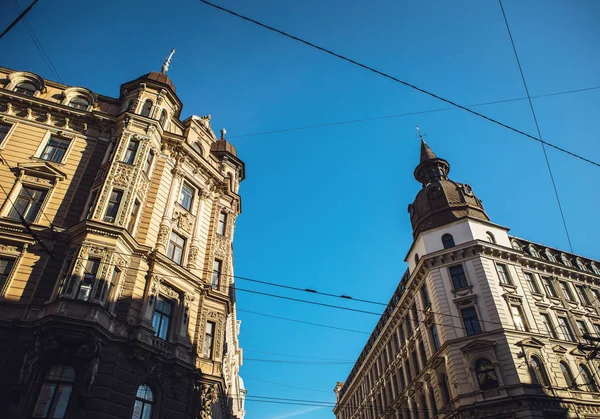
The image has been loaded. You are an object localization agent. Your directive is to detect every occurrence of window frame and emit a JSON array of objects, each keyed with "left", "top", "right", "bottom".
[
  {"left": 558, "top": 316, "right": 575, "bottom": 342},
  {"left": 166, "top": 231, "right": 186, "bottom": 265},
  {"left": 14, "top": 81, "right": 37, "bottom": 96},
  {"left": 38, "top": 135, "right": 71, "bottom": 164},
  {"left": 441, "top": 233, "right": 455, "bottom": 249},
  {"left": 140, "top": 99, "right": 153, "bottom": 118},
  {"left": 495, "top": 263, "right": 512, "bottom": 285},
  {"left": 8, "top": 185, "right": 48, "bottom": 223},
  {"left": 0, "top": 256, "right": 17, "bottom": 296},
  {"left": 217, "top": 211, "right": 227, "bottom": 236},
  {"left": 142, "top": 149, "right": 155, "bottom": 176},
  {"left": 178, "top": 180, "right": 195, "bottom": 212},
  {"left": 559, "top": 281, "right": 575, "bottom": 302},
  {"left": 460, "top": 306, "right": 482, "bottom": 336},
  {"left": 510, "top": 305, "right": 528, "bottom": 331},
  {"left": 212, "top": 259, "right": 223, "bottom": 290},
  {"left": 579, "top": 364, "right": 598, "bottom": 392},
  {"left": 524, "top": 272, "right": 541, "bottom": 294},
  {"left": 448, "top": 264, "right": 468, "bottom": 290},
  {"left": 203, "top": 321, "right": 216, "bottom": 358},
  {"left": 575, "top": 285, "right": 591, "bottom": 306},
  {"left": 103, "top": 189, "right": 123, "bottom": 223},
  {"left": 32, "top": 365, "right": 75, "bottom": 418},
  {"left": 541, "top": 276, "right": 557, "bottom": 298},
  {"left": 560, "top": 361, "right": 576, "bottom": 389},
  {"left": 76, "top": 258, "right": 101, "bottom": 301},
  {"left": 123, "top": 139, "right": 140, "bottom": 165},
  {"left": 475, "top": 358, "right": 500, "bottom": 391},
  {"left": 132, "top": 384, "right": 153, "bottom": 419},
  {"left": 541, "top": 313, "right": 557, "bottom": 339},
  {"left": 529, "top": 356, "right": 550, "bottom": 387},
  {"left": 67, "top": 96, "right": 90, "bottom": 110},
  {"left": 152, "top": 296, "right": 174, "bottom": 341},
  {"left": 0, "top": 121, "right": 16, "bottom": 148}
]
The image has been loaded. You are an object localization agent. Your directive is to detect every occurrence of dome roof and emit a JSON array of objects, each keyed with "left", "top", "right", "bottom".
[
  {"left": 142, "top": 71, "right": 176, "bottom": 92},
  {"left": 408, "top": 139, "right": 489, "bottom": 237},
  {"left": 210, "top": 139, "right": 238, "bottom": 157}
]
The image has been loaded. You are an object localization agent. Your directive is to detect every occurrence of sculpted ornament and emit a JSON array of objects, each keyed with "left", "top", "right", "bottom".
[
  {"left": 173, "top": 210, "right": 194, "bottom": 234},
  {"left": 19, "top": 334, "right": 58, "bottom": 385},
  {"left": 157, "top": 225, "right": 170, "bottom": 246},
  {"left": 76, "top": 338, "right": 103, "bottom": 392},
  {"left": 199, "top": 384, "right": 218, "bottom": 419},
  {"left": 113, "top": 164, "right": 134, "bottom": 187}
]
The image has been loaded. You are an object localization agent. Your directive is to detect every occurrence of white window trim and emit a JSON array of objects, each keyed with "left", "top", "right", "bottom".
[
  {"left": 1, "top": 179, "right": 53, "bottom": 224},
  {"left": 101, "top": 188, "right": 125, "bottom": 224},
  {"left": 32, "top": 131, "right": 76, "bottom": 165},
  {"left": 80, "top": 188, "right": 100, "bottom": 221},
  {"left": 0, "top": 246, "right": 23, "bottom": 299},
  {"left": 0, "top": 119, "right": 18, "bottom": 149},
  {"left": 177, "top": 180, "right": 196, "bottom": 213}
]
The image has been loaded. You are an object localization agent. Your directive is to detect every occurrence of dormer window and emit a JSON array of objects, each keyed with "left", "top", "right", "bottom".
[
  {"left": 158, "top": 109, "right": 168, "bottom": 128},
  {"left": 140, "top": 100, "right": 153, "bottom": 117},
  {"left": 68, "top": 96, "right": 89, "bottom": 110},
  {"left": 442, "top": 233, "right": 455, "bottom": 249},
  {"left": 14, "top": 82, "right": 37, "bottom": 96},
  {"left": 577, "top": 259, "right": 588, "bottom": 272},
  {"left": 545, "top": 249, "right": 557, "bottom": 263},
  {"left": 592, "top": 264, "right": 600, "bottom": 276},
  {"left": 529, "top": 245, "right": 540, "bottom": 258},
  {"left": 511, "top": 240, "right": 521, "bottom": 251},
  {"left": 561, "top": 254, "right": 573, "bottom": 267},
  {"left": 486, "top": 232, "right": 496, "bottom": 244}
]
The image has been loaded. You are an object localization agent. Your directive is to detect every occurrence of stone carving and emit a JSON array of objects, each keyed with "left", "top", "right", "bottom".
[
  {"left": 199, "top": 384, "right": 218, "bottom": 419},
  {"left": 18, "top": 334, "right": 58, "bottom": 385},
  {"left": 22, "top": 175, "right": 53, "bottom": 186},
  {"left": 76, "top": 337, "right": 103, "bottom": 392},
  {"left": 157, "top": 225, "right": 170, "bottom": 247},
  {"left": 173, "top": 210, "right": 194, "bottom": 234},
  {"left": 113, "top": 163, "right": 134, "bottom": 187},
  {"left": 188, "top": 246, "right": 200, "bottom": 266},
  {"left": 0, "top": 244, "right": 19, "bottom": 253}
]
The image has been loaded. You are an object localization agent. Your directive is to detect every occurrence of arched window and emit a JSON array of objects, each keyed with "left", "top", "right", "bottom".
[
  {"left": 192, "top": 142, "right": 203, "bottom": 155},
  {"left": 529, "top": 356, "right": 550, "bottom": 386},
  {"left": 440, "top": 373, "right": 451, "bottom": 405},
  {"left": 158, "top": 109, "right": 168, "bottom": 128},
  {"left": 560, "top": 362, "right": 576, "bottom": 389},
  {"left": 591, "top": 263, "right": 600, "bottom": 276},
  {"left": 545, "top": 249, "right": 556, "bottom": 263},
  {"left": 441, "top": 233, "right": 455, "bottom": 249},
  {"left": 561, "top": 254, "right": 573, "bottom": 267},
  {"left": 414, "top": 253, "right": 419, "bottom": 265},
  {"left": 529, "top": 246, "right": 540, "bottom": 258},
  {"left": 576, "top": 259, "right": 588, "bottom": 272},
  {"left": 485, "top": 232, "right": 495, "bottom": 244},
  {"left": 579, "top": 364, "right": 598, "bottom": 392},
  {"left": 475, "top": 358, "right": 499, "bottom": 391},
  {"left": 126, "top": 100, "right": 136, "bottom": 111},
  {"left": 68, "top": 96, "right": 89, "bottom": 110},
  {"left": 14, "top": 81, "right": 37, "bottom": 96},
  {"left": 132, "top": 384, "right": 153, "bottom": 419},
  {"left": 428, "top": 386, "right": 437, "bottom": 415},
  {"left": 511, "top": 240, "right": 521, "bottom": 251},
  {"left": 140, "top": 100, "right": 153, "bottom": 118},
  {"left": 32, "top": 365, "right": 75, "bottom": 418}
]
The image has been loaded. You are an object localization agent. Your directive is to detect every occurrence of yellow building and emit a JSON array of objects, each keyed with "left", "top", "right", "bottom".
[{"left": 0, "top": 61, "right": 246, "bottom": 419}]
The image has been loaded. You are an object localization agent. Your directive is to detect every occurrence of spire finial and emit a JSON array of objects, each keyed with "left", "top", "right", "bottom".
[
  {"left": 220, "top": 128, "right": 227, "bottom": 140},
  {"left": 161, "top": 48, "right": 176, "bottom": 74},
  {"left": 416, "top": 125, "right": 426, "bottom": 142}
]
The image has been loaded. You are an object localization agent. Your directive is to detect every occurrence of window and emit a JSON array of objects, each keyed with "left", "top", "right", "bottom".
[
  {"left": 158, "top": 109, "right": 168, "bottom": 127},
  {"left": 576, "top": 320, "right": 590, "bottom": 340},
  {"left": 32, "top": 365, "right": 75, "bottom": 418},
  {"left": 577, "top": 259, "right": 588, "bottom": 272},
  {"left": 132, "top": 384, "right": 153, "bottom": 419},
  {"left": 592, "top": 264, "right": 600, "bottom": 276},
  {"left": 579, "top": 364, "right": 598, "bottom": 392},
  {"left": 529, "top": 246, "right": 540, "bottom": 258},
  {"left": 68, "top": 96, "right": 89, "bottom": 110},
  {"left": 461, "top": 307, "right": 481, "bottom": 336},
  {"left": 524, "top": 272, "right": 540, "bottom": 294},
  {"left": 142, "top": 150, "right": 154, "bottom": 175},
  {"left": 203, "top": 321, "right": 216, "bottom": 358},
  {"left": 545, "top": 249, "right": 557, "bottom": 263},
  {"left": 449, "top": 265, "right": 468, "bottom": 289},
  {"left": 419, "top": 341, "right": 428, "bottom": 368},
  {"left": 167, "top": 231, "right": 185, "bottom": 265},
  {"left": 411, "top": 304, "right": 419, "bottom": 327},
  {"left": 178, "top": 181, "right": 194, "bottom": 211},
  {"left": 421, "top": 392, "right": 429, "bottom": 419},
  {"left": 0, "top": 257, "right": 15, "bottom": 294},
  {"left": 542, "top": 276, "right": 557, "bottom": 298},
  {"left": 560, "top": 281, "right": 575, "bottom": 301},
  {"left": 398, "top": 366, "right": 405, "bottom": 390},
  {"left": 152, "top": 296, "right": 173, "bottom": 340},
  {"left": 8, "top": 186, "right": 47, "bottom": 222},
  {"left": 441, "top": 233, "right": 455, "bottom": 249},
  {"left": 561, "top": 254, "right": 573, "bottom": 267},
  {"left": 140, "top": 100, "right": 153, "bottom": 117},
  {"left": 40, "top": 136, "right": 70, "bottom": 163},
  {"left": 486, "top": 232, "right": 495, "bottom": 243},
  {"left": 560, "top": 362, "right": 576, "bottom": 389},
  {"left": 496, "top": 263, "right": 512, "bottom": 285},
  {"left": 84, "top": 189, "right": 98, "bottom": 219},
  {"left": 576, "top": 286, "right": 591, "bottom": 306},
  {"left": 123, "top": 139, "right": 139, "bottom": 164},
  {"left": 0, "top": 123, "right": 13, "bottom": 144},
  {"left": 529, "top": 356, "right": 549, "bottom": 387},
  {"left": 217, "top": 212, "right": 227, "bottom": 235},
  {"left": 558, "top": 317, "right": 575, "bottom": 342},
  {"left": 541, "top": 313, "right": 557, "bottom": 339},
  {"left": 429, "top": 387, "right": 437, "bottom": 415},
  {"left": 212, "top": 259, "right": 222, "bottom": 290},
  {"left": 593, "top": 289, "right": 600, "bottom": 305},
  {"left": 420, "top": 285, "right": 430, "bottom": 309},
  {"left": 440, "top": 374, "right": 451, "bottom": 405},
  {"left": 97, "top": 267, "right": 120, "bottom": 305},
  {"left": 76, "top": 258, "right": 100, "bottom": 301},
  {"left": 511, "top": 305, "right": 527, "bottom": 331},
  {"left": 475, "top": 358, "right": 499, "bottom": 391},
  {"left": 14, "top": 81, "right": 36, "bottom": 95},
  {"left": 103, "top": 190, "right": 123, "bottom": 222},
  {"left": 593, "top": 323, "right": 600, "bottom": 338},
  {"left": 128, "top": 199, "right": 141, "bottom": 232},
  {"left": 430, "top": 326, "right": 440, "bottom": 351}
]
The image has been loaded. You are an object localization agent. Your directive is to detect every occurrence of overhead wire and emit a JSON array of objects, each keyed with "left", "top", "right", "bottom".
[
  {"left": 198, "top": 0, "right": 600, "bottom": 169},
  {"left": 0, "top": 0, "right": 39, "bottom": 40},
  {"left": 498, "top": 0, "right": 573, "bottom": 252}
]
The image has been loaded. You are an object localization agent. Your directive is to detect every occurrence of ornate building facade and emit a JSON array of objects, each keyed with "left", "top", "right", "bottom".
[
  {"left": 334, "top": 139, "right": 600, "bottom": 419},
  {"left": 0, "top": 64, "right": 246, "bottom": 419}
]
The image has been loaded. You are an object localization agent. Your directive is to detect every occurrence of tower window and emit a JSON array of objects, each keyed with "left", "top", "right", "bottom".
[
  {"left": 132, "top": 384, "right": 153, "bottom": 419},
  {"left": 9, "top": 186, "right": 47, "bottom": 222},
  {"left": 203, "top": 321, "right": 216, "bottom": 358},
  {"left": 152, "top": 296, "right": 173, "bottom": 340},
  {"left": 178, "top": 181, "right": 194, "bottom": 211},
  {"left": 32, "top": 365, "right": 75, "bottom": 418},
  {"left": 167, "top": 231, "right": 185, "bottom": 265},
  {"left": 217, "top": 212, "right": 227, "bottom": 235},
  {"left": 448, "top": 265, "right": 468, "bottom": 289},
  {"left": 14, "top": 81, "right": 37, "bottom": 96},
  {"left": 76, "top": 258, "right": 100, "bottom": 301},
  {"left": 529, "top": 356, "right": 549, "bottom": 387},
  {"left": 68, "top": 96, "right": 89, "bottom": 110},
  {"left": 158, "top": 109, "right": 168, "bottom": 128},
  {"left": 40, "top": 136, "right": 70, "bottom": 163},
  {"left": 140, "top": 99, "right": 153, "bottom": 117},
  {"left": 460, "top": 306, "right": 481, "bottom": 336},
  {"left": 495, "top": 263, "right": 512, "bottom": 285},
  {"left": 212, "top": 259, "right": 222, "bottom": 290},
  {"left": 441, "top": 233, "right": 455, "bottom": 249},
  {"left": 123, "top": 139, "right": 139, "bottom": 164},
  {"left": 475, "top": 358, "right": 499, "bottom": 391},
  {"left": 103, "top": 190, "right": 123, "bottom": 223},
  {"left": 485, "top": 232, "right": 495, "bottom": 243}
]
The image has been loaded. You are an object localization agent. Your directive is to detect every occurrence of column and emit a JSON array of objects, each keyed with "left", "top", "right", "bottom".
[{"left": 156, "top": 166, "right": 183, "bottom": 252}]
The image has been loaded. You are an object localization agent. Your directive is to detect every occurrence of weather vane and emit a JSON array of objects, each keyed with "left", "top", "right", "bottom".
[
  {"left": 415, "top": 125, "right": 426, "bottom": 141},
  {"left": 161, "top": 48, "right": 176, "bottom": 74}
]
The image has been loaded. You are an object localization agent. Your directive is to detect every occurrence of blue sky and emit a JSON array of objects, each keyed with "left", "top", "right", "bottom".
[{"left": 3, "top": 0, "right": 600, "bottom": 418}]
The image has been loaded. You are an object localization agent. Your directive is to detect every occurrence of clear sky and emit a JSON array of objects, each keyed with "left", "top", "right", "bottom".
[{"left": 3, "top": 0, "right": 600, "bottom": 418}]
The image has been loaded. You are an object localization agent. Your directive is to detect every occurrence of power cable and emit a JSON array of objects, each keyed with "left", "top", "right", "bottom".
[
  {"left": 228, "top": 86, "right": 600, "bottom": 139},
  {"left": 198, "top": 0, "right": 600, "bottom": 168},
  {"left": 242, "top": 374, "right": 331, "bottom": 394},
  {"left": 244, "top": 348, "right": 355, "bottom": 362},
  {"left": 0, "top": 0, "right": 39, "bottom": 40},
  {"left": 244, "top": 357, "right": 353, "bottom": 365},
  {"left": 498, "top": 0, "right": 573, "bottom": 252}
]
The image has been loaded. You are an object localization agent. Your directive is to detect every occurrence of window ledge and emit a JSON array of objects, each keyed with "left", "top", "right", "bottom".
[{"left": 451, "top": 285, "right": 473, "bottom": 297}]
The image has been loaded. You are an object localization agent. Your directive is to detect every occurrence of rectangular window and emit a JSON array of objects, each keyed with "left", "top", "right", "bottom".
[
  {"left": 128, "top": 199, "right": 141, "bottom": 232},
  {"left": 40, "top": 136, "right": 70, "bottom": 163},
  {"left": 420, "top": 286, "right": 430, "bottom": 309},
  {"left": 461, "top": 306, "right": 482, "bottom": 336},
  {"left": 77, "top": 258, "right": 100, "bottom": 301},
  {"left": 0, "top": 123, "right": 13, "bottom": 144},
  {"left": 449, "top": 265, "right": 468, "bottom": 289},
  {"left": 0, "top": 257, "right": 16, "bottom": 294},
  {"left": 593, "top": 324, "right": 600, "bottom": 340},
  {"left": 405, "top": 359, "right": 412, "bottom": 382},
  {"left": 203, "top": 321, "right": 216, "bottom": 358},
  {"left": 103, "top": 190, "right": 123, "bottom": 222},
  {"left": 8, "top": 186, "right": 47, "bottom": 222},
  {"left": 558, "top": 316, "right": 575, "bottom": 342},
  {"left": 560, "top": 281, "right": 575, "bottom": 301},
  {"left": 398, "top": 366, "right": 405, "bottom": 390},
  {"left": 123, "top": 139, "right": 139, "bottom": 164},
  {"left": 576, "top": 285, "right": 591, "bottom": 306},
  {"left": 524, "top": 272, "right": 540, "bottom": 294},
  {"left": 212, "top": 259, "right": 222, "bottom": 290},
  {"left": 152, "top": 296, "right": 173, "bottom": 340},
  {"left": 431, "top": 325, "right": 440, "bottom": 351},
  {"left": 511, "top": 305, "right": 527, "bottom": 331},
  {"left": 411, "top": 304, "right": 419, "bottom": 327},
  {"left": 542, "top": 276, "right": 557, "bottom": 298},
  {"left": 167, "top": 231, "right": 185, "bottom": 265},
  {"left": 411, "top": 350, "right": 420, "bottom": 374},
  {"left": 419, "top": 341, "right": 428, "bottom": 368},
  {"left": 405, "top": 316, "right": 412, "bottom": 336},
  {"left": 593, "top": 289, "right": 600, "bottom": 305},
  {"left": 84, "top": 189, "right": 98, "bottom": 219},
  {"left": 541, "top": 313, "right": 557, "bottom": 339},
  {"left": 496, "top": 263, "right": 512, "bottom": 285},
  {"left": 143, "top": 149, "right": 154, "bottom": 175},
  {"left": 217, "top": 212, "right": 227, "bottom": 235},
  {"left": 178, "top": 181, "right": 194, "bottom": 211},
  {"left": 576, "top": 320, "right": 590, "bottom": 340}
]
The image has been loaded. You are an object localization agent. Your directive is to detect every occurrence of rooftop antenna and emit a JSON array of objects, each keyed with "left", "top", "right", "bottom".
[{"left": 161, "top": 48, "right": 176, "bottom": 74}]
